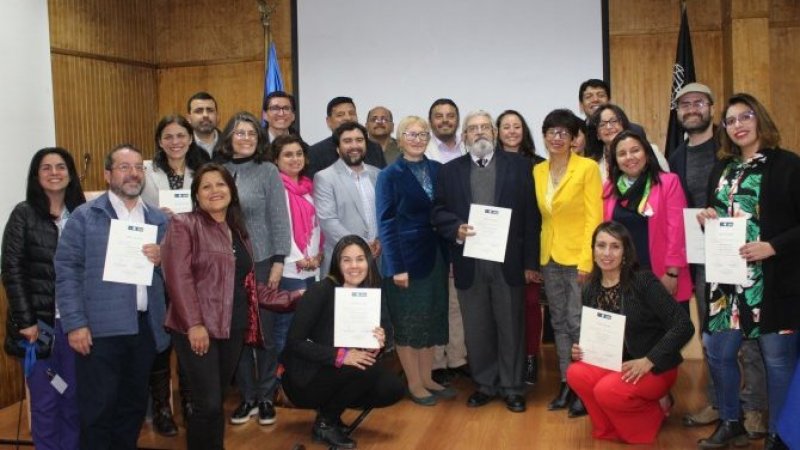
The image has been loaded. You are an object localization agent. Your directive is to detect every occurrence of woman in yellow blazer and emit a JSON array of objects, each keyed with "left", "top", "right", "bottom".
[{"left": 534, "top": 109, "right": 602, "bottom": 417}]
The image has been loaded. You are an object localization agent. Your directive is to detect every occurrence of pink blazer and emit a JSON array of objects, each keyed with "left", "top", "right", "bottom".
[{"left": 603, "top": 172, "right": 693, "bottom": 301}]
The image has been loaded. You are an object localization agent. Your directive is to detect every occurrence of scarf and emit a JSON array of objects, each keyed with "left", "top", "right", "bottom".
[
  {"left": 280, "top": 172, "right": 317, "bottom": 254},
  {"left": 616, "top": 175, "right": 652, "bottom": 216}
]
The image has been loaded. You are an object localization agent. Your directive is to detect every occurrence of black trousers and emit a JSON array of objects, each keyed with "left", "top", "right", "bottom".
[
  {"left": 283, "top": 362, "right": 404, "bottom": 420},
  {"left": 173, "top": 328, "right": 245, "bottom": 450},
  {"left": 76, "top": 314, "right": 156, "bottom": 450}
]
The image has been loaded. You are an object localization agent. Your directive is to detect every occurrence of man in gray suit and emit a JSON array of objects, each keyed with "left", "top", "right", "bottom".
[{"left": 313, "top": 121, "right": 381, "bottom": 276}]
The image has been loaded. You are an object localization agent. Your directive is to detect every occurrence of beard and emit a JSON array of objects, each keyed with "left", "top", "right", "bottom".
[
  {"left": 467, "top": 137, "right": 494, "bottom": 159},
  {"left": 342, "top": 150, "right": 365, "bottom": 166},
  {"left": 681, "top": 112, "right": 712, "bottom": 133},
  {"left": 111, "top": 177, "right": 144, "bottom": 199}
]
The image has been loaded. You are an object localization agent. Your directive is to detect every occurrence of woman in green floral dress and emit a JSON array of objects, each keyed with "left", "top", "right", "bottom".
[{"left": 696, "top": 93, "right": 800, "bottom": 450}]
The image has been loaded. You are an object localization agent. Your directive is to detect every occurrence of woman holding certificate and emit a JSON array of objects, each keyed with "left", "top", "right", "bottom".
[
  {"left": 603, "top": 130, "right": 692, "bottom": 310},
  {"left": 283, "top": 235, "right": 404, "bottom": 449},
  {"left": 376, "top": 116, "right": 451, "bottom": 406},
  {"left": 567, "top": 221, "right": 693, "bottom": 444},
  {"left": 696, "top": 93, "right": 800, "bottom": 450},
  {"left": 2, "top": 147, "right": 85, "bottom": 450},
  {"left": 534, "top": 109, "right": 603, "bottom": 416}
]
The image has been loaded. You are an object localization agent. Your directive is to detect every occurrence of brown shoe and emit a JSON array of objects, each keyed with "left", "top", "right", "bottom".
[
  {"left": 682, "top": 405, "right": 720, "bottom": 427},
  {"left": 743, "top": 409, "right": 767, "bottom": 440}
]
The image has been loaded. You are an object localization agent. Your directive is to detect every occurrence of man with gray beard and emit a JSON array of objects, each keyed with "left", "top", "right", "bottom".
[{"left": 432, "top": 111, "right": 541, "bottom": 413}]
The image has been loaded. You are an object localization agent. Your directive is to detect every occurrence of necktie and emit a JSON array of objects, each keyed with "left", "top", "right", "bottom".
[{"left": 477, "top": 158, "right": 486, "bottom": 168}]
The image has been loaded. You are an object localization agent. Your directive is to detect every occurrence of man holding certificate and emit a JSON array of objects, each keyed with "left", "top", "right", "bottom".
[
  {"left": 567, "top": 222, "right": 693, "bottom": 445},
  {"left": 55, "top": 144, "right": 170, "bottom": 449},
  {"left": 432, "top": 110, "right": 540, "bottom": 413}
]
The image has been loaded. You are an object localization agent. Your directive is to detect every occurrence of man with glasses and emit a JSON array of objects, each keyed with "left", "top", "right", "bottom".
[
  {"left": 669, "top": 83, "right": 768, "bottom": 439},
  {"left": 263, "top": 90, "right": 297, "bottom": 143},
  {"left": 186, "top": 91, "right": 221, "bottom": 159},
  {"left": 307, "top": 96, "right": 386, "bottom": 179},
  {"left": 366, "top": 106, "right": 401, "bottom": 165},
  {"left": 55, "top": 145, "right": 170, "bottom": 449},
  {"left": 425, "top": 98, "right": 466, "bottom": 163},
  {"left": 578, "top": 79, "right": 649, "bottom": 160},
  {"left": 432, "top": 111, "right": 540, "bottom": 413}
]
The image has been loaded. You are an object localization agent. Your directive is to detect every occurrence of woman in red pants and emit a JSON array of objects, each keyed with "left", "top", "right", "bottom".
[{"left": 567, "top": 221, "right": 693, "bottom": 444}]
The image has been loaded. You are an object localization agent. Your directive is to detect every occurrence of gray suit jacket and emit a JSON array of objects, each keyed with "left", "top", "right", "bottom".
[{"left": 313, "top": 158, "right": 380, "bottom": 275}]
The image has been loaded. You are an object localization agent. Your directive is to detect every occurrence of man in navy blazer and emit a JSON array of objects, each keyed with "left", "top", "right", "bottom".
[{"left": 431, "top": 110, "right": 541, "bottom": 413}]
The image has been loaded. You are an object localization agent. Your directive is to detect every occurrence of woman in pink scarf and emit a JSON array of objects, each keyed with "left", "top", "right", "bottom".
[{"left": 270, "top": 134, "right": 323, "bottom": 358}]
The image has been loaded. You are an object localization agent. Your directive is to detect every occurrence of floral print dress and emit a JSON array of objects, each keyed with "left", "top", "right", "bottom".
[{"left": 706, "top": 153, "right": 765, "bottom": 338}]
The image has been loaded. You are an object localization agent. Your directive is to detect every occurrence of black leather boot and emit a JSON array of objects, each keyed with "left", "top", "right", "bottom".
[
  {"left": 312, "top": 414, "right": 356, "bottom": 449},
  {"left": 548, "top": 382, "right": 572, "bottom": 410},
  {"left": 149, "top": 368, "right": 178, "bottom": 436},
  {"left": 697, "top": 419, "right": 749, "bottom": 449},
  {"left": 568, "top": 395, "right": 587, "bottom": 418},
  {"left": 524, "top": 355, "right": 538, "bottom": 385},
  {"left": 764, "top": 433, "right": 789, "bottom": 450}
]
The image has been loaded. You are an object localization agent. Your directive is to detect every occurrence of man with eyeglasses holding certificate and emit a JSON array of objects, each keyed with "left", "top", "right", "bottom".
[
  {"left": 55, "top": 144, "right": 169, "bottom": 449},
  {"left": 432, "top": 110, "right": 540, "bottom": 413}
]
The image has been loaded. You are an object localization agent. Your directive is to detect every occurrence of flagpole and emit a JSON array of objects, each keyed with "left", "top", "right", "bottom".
[{"left": 257, "top": 0, "right": 276, "bottom": 78}]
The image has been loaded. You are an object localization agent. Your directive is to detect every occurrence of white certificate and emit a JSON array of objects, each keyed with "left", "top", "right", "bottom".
[
  {"left": 159, "top": 189, "right": 192, "bottom": 213},
  {"left": 579, "top": 306, "right": 626, "bottom": 371},
  {"left": 704, "top": 217, "right": 748, "bottom": 284},
  {"left": 462, "top": 204, "right": 511, "bottom": 263},
  {"left": 683, "top": 208, "right": 706, "bottom": 264},
  {"left": 102, "top": 219, "right": 158, "bottom": 286},
  {"left": 334, "top": 288, "right": 381, "bottom": 349}
]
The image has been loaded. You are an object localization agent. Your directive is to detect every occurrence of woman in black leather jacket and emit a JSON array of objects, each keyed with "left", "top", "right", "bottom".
[{"left": 2, "top": 147, "right": 85, "bottom": 449}]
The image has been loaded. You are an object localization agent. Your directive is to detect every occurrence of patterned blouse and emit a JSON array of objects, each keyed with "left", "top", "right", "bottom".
[{"left": 706, "top": 153, "right": 766, "bottom": 338}]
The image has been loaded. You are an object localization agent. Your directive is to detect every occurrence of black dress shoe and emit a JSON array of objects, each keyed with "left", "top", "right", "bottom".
[
  {"left": 452, "top": 364, "right": 471, "bottom": 378},
  {"left": 466, "top": 391, "right": 494, "bottom": 408},
  {"left": 432, "top": 368, "right": 454, "bottom": 385},
  {"left": 548, "top": 382, "right": 573, "bottom": 411},
  {"left": 312, "top": 416, "right": 356, "bottom": 449},
  {"left": 697, "top": 419, "right": 749, "bottom": 449},
  {"left": 764, "top": 433, "right": 789, "bottom": 450},
  {"left": 153, "top": 406, "right": 178, "bottom": 436},
  {"left": 505, "top": 395, "right": 526, "bottom": 413},
  {"left": 568, "top": 396, "right": 587, "bottom": 418},
  {"left": 524, "top": 355, "right": 538, "bottom": 385}
]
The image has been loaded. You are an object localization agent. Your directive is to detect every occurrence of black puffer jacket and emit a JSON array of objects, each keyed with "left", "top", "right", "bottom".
[{"left": 2, "top": 202, "right": 59, "bottom": 357}]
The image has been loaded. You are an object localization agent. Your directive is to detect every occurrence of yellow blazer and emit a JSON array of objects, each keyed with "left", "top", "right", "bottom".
[{"left": 533, "top": 154, "right": 602, "bottom": 273}]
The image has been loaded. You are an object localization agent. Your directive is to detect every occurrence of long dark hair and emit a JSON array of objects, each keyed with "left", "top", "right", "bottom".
[
  {"left": 213, "top": 112, "right": 269, "bottom": 162},
  {"left": 718, "top": 92, "right": 780, "bottom": 160},
  {"left": 190, "top": 163, "right": 248, "bottom": 239},
  {"left": 496, "top": 110, "right": 536, "bottom": 158},
  {"left": 153, "top": 115, "right": 209, "bottom": 174},
  {"left": 606, "top": 130, "right": 663, "bottom": 199},
  {"left": 588, "top": 104, "right": 632, "bottom": 160},
  {"left": 588, "top": 221, "right": 639, "bottom": 292},
  {"left": 270, "top": 134, "right": 310, "bottom": 178},
  {"left": 26, "top": 147, "right": 86, "bottom": 220},
  {"left": 327, "top": 235, "right": 381, "bottom": 288}
]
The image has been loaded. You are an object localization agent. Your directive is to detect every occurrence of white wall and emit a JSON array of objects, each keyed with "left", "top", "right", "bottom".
[
  {"left": 0, "top": 0, "right": 56, "bottom": 237},
  {"left": 296, "top": 0, "right": 604, "bottom": 155}
]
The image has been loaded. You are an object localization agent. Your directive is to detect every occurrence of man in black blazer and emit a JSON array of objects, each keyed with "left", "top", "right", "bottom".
[{"left": 431, "top": 110, "right": 541, "bottom": 413}]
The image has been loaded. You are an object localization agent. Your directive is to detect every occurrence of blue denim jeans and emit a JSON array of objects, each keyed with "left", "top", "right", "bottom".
[
  {"left": 274, "top": 276, "right": 315, "bottom": 363},
  {"left": 704, "top": 329, "right": 799, "bottom": 431}
]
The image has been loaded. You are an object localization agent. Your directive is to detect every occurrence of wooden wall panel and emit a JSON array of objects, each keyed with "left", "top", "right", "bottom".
[
  {"left": 770, "top": 26, "right": 800, "bottom": 153},
  {"left": 49, "top": 0, "right": 156, "bottom": 64},
  {"left": 51, "top": 54, "right": 157, "bottom": 191},
  {"left": 157, "top": 61, "right": 264, "bottom": 126},
  {"left": 0, "top": 289, "right": 25, "bottom": 408}
]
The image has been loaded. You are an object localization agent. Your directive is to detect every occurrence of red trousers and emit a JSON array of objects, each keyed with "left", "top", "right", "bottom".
[
  {"left": 566, "top": 361, "right": 677, "bottom": 444},
  {"left": 525, "top": 282, "right": 542, "bottom": 355}
]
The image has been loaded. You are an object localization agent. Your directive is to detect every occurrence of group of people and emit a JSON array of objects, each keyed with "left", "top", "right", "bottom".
[{"left": 2, "top": 79, "right": 799, "bottom": 450}]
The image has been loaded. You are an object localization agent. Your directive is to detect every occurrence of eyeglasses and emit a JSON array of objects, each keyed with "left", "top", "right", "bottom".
[
  {"left": 368, "top": 116, "right": 392, "bottom": 124},
  {"left": 545, "top": 128, "right": 572, "bottom": 139},
  {"left": 598, "top": 118, "right": 620, "bottom": 129},
  {"left": 402, "top": 131, "right": 430, "bottom": 141},
  {"left": 112, "top": 164, "right": 145, "bottom": 173},
  {"left": 233, "top": 130, "right": 258, "bottom": 140},
  {"left": 722, "top": 110, "right": 756, "bottom": 128},
  {"left": 160, "top": 133, "right": 190, "bottom": 142},
  {"left": 267, "top": 105, "right": 293, "bottom": 114},
  {"left": 677, "top": 100, "right": 711, "bottom": 111},
  {"left": 465, "top": 124, "right": 493, "bottom": 134}
]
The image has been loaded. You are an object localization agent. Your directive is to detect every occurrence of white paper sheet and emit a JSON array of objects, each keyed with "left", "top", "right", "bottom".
[
  {"left": 462, "top": 204, "right": 511, "bottom": 263},
  {"left": 704, "top": 217, "right": 748, "bottom": 285},
  {"left": 334, "top": 288, "right": 381, "bottom": 349},
  {"left": 158, "top": 189, "right": 192, "bottom": 214},
  {"left": 102, "top": 219, "right": 157, "bottom": 286},
  {"left": 579, "top": 306, "right": 627, "bottom": 371},
  {"left": 683, "top": 208, "right": 706, "bottom": 264}
]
